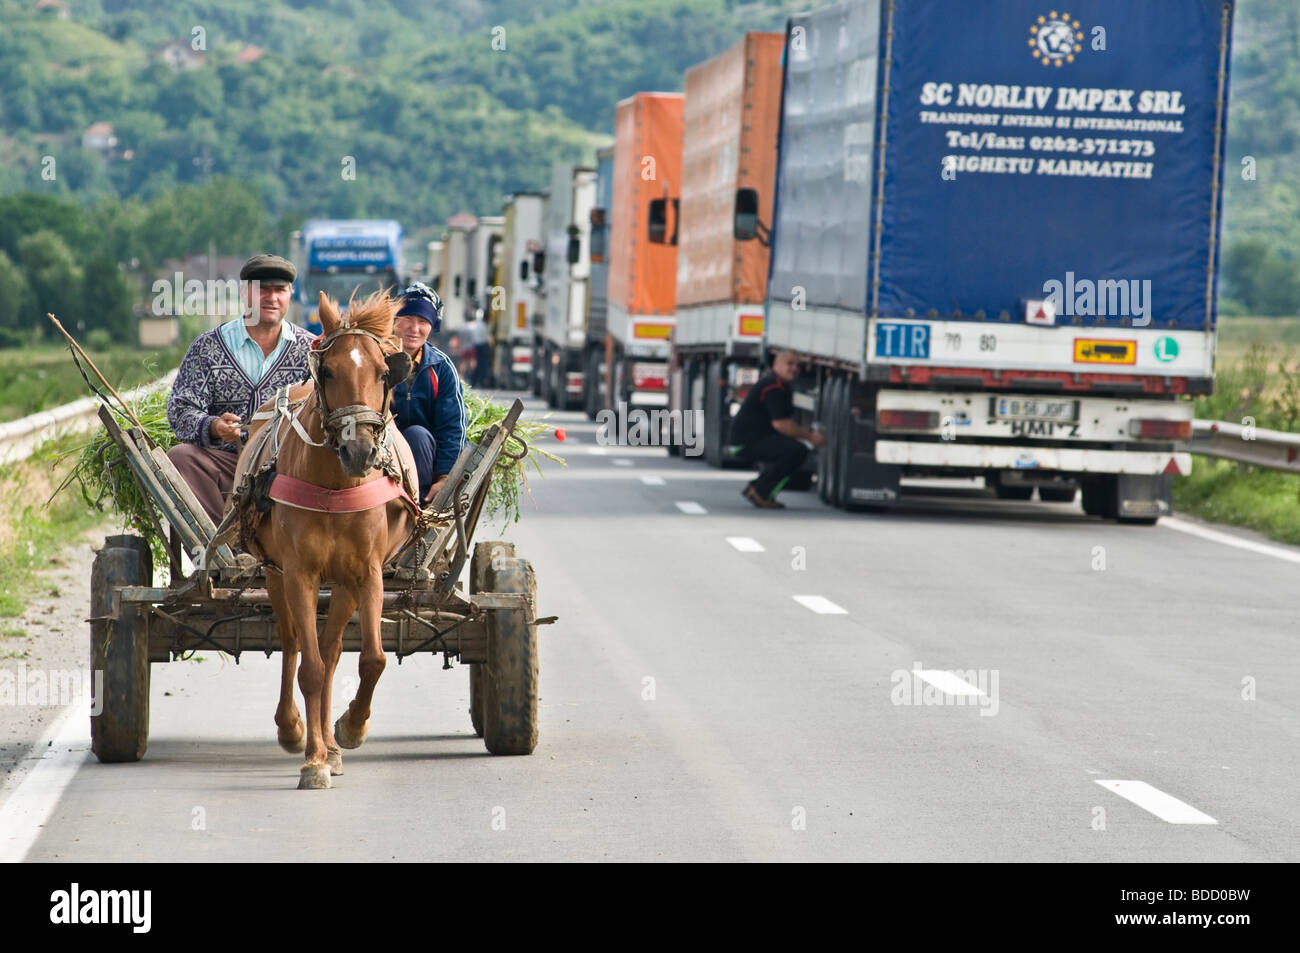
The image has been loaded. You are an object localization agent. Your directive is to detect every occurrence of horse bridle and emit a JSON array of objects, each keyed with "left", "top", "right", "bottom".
[{"left": 306, "top": 326, "right": 395, "bottom": 450}]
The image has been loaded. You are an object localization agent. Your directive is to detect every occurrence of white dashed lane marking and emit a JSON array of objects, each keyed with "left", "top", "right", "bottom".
[
  {"left": 726, "top": 537, "right": 765, "bottom": 552},
  {"left": 675, "top": 501, "right": 707, "bottom": 515},
  {"left": 639, "top": 475, "right": 665, "bottom": 486},
  {"left": 612, "top": 459, "right": 633, "bottom": 467},
  {"left": 1094, "top": 780, "right": 1218, "bottom": 824},
  {"left": 792, "top": 595, "right": 847, "bottom": 615},
  {"left": 912, "top": 669, "right": 987, "bottom": 697},
  {"left": 1161, "top": 516, "right": 1300, "bottom": 566}
]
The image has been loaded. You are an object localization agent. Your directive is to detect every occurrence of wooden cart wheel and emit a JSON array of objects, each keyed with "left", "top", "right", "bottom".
[
  {"left": 482, "top": 554, "right": 539, "bottom": 756},
  {"left": 468, "top": 541, "right": 513, "bottom": 738},
  {"left": 90, "top": 534, "right": 153, "bottom": 763}
]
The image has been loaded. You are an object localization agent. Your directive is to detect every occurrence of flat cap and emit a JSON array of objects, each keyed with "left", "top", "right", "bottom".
[{"left": 240, "top": 254, "right": 297, "bottom": 284}]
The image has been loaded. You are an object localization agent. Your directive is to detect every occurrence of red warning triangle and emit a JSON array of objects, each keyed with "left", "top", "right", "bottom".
[
  {"left": 1035, "top": 307, "right": 1048, "bottom": 320},
  {"left": 1162, "top": 458, "right": 1182, "bottom": 475}
]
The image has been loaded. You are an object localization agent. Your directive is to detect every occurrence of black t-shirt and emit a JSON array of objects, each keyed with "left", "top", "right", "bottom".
[{"left": 729, "top": 371, "right": 793, "bottom": 447}]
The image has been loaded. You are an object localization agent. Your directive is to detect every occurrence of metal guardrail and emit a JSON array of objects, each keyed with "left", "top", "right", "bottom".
[
  {"left": 1190, "top": 418, "right": 1300, "bottom": 474},
  {"left": 0, "top": 370, "right": 177, "bottom": 466}
]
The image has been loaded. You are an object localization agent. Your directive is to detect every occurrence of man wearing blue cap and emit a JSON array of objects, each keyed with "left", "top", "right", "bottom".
[{"left": 393, "top": 283, "right": 467, "bottom": 503}]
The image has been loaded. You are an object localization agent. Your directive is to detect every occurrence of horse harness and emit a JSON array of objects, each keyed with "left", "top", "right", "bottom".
[{"left": 209, "top": 325, "right": 421, "bottom": 571}]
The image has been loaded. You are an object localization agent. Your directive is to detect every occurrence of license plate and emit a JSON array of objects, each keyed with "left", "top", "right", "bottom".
[{"left": 991, "top": 397, "right": 1079, "bottom": 423}]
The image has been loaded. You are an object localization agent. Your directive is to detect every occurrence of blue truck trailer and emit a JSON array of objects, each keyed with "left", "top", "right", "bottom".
[
  {"left": 747, "top": 0, "right": 1234, "bottom": 520},
  {"left": 291, "top": 220, "right": 403, "bottom": 335}
]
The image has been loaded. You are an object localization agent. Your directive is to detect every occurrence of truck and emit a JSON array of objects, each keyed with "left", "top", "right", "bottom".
[
  {"left": 742, "top": 0, "right": 1233, "bottom": 521},
  {"left": 425, "top": 239, "right": 443, "bottom": 295},
  {"left": 582, "top": 146, "right": 615, "bottom": 419},
  {"left": 669, "top": 32, "right": 785, "bottom": 466},
  {"left": 437, "top": 213, "right": 476, "bottom": 332},
  {"left": 494, "top": 192, "right": 546, "bottom": 390},
  {"left": 605, "top": 92, "right": 684, "bottom": 411},
  {"left": 466, "top": 215, "right": 504, "bottom": 329},
  {"left": 538, "top": 162, "right": 597, "bottom": 410},
  {"left": 291, "top": 219, "right": 402, "bottom": 334}
]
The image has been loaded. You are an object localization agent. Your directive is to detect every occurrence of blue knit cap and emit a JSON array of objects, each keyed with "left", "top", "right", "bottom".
[{"left": 396, "top": 282, "right": 443, "bottom": 332}]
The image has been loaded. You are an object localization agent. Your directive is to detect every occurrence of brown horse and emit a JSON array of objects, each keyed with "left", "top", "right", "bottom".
[{"left": 231, "top": 290, "right": 418, "bottom": 789}]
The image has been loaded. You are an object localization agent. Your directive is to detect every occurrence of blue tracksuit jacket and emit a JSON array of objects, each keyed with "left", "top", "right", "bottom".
[{"left": 392, "top": 343, "right": 467, "bottom": 477}]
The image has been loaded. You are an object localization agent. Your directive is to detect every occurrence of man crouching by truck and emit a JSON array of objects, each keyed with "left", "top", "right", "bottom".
[{"left": 730, "top": 349, "right": 826, "bottom": 509}]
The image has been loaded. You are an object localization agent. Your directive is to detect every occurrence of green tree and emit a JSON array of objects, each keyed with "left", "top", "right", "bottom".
[
  {"left": 81, "top": 251, "right": 135, "bottom": 343},
  {"left": 17, "top": 230, "right": 85, "bottom": 328},
  {"left": 0, "top": 250, "right": 33, "bottom": 336}
]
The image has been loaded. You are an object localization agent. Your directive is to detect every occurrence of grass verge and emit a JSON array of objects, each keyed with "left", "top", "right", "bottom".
[
  {"left": 0, "top": 433, "right": 112, "bottom": 618},
  {"left": 1173, "top": 457, "right": 1300, "bottom": 546}
]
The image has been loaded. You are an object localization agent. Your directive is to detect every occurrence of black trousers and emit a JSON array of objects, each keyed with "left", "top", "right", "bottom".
[{"left": 738, "top": 433, "right": 808, "bottom": 500}]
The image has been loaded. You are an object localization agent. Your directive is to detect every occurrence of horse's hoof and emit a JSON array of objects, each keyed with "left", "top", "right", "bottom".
[
  {"left": 278, "top": 721, "right": 306, "bottom": 754},
  {"left": 326, "top": 746, "right": 343, "bottom": 776},
  {"left": 298, "top": 763, "right": 332, "bottom": 790},
  {"left": 334, "top": 713, "right": 369, "bottom": 750}
]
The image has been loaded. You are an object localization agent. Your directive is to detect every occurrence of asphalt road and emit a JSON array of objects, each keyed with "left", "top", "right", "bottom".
[{"left": 3, "top": 394, "right": 1298, "bottom": 861}]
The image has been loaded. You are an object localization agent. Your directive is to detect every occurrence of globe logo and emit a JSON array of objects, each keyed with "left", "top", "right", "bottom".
[{"left": 1029, "top": 11, "right": 1084, "bottom": 67}]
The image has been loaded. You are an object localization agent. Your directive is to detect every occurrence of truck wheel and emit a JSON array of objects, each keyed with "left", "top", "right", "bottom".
[
  {"left": 686, "top": 361, "right": 707, "bottom": 464},
  {"left": 483, "top": 555, "right": 539, "bottom": 756},
  {"left": 90, "top": 534, "right": 153, "bottom": 764},
  {"left": 1080, "top": 476, "right": 1118, "bottom": 519},
  {"left": 994, "top": 484, "right": 1034, "bottom": 501},
  {"left": 469, "top": 541, "right": 512, "bottom": 737},
  {"left": 816, "top": 376, "right": 831, "bottom": 503},
  {"left": 583, "top": 353, "right": 597, "bottom": 419},
  {"left": 1038, "top": 485, "right": 1077, "bottom": 504},
  {"left": 833, "top": 375, "right": 856, "bottom": 509},
  {"left": 704, "top": 359, "right": 723, "bottom": 468},
  {"left": 824, "top": 376, "right": 845, "bottom": 508}
]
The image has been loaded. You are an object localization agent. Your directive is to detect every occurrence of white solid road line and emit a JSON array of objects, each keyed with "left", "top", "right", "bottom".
[
  {"left": 1094, "top": 779, "right": 1218, "bottom": 824},
  {"left": 726, "top": 536, "right": 766, "bottom": 552},
  {"left": 639, "top": 475, "right": 666, "bottom": 486},
  {"left": 792, "top": 595, "right": 848, "bottom": 615},
  {"left": 913, "top": 669, "right": 987, "bottom": 696},
  {"left": 675, "top": 501, "right": 707, "bottom": 515},
  {"left": 1161, "top": 516, "right": 1300, "bottom": 566},
  {"left": 0, "top": 699, "right": 90, "bottom": 862}
]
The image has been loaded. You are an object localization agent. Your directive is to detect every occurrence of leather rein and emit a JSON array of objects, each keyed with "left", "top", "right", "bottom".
[{"left": 245, "top": 325, "right": 419, "bottom": 516}]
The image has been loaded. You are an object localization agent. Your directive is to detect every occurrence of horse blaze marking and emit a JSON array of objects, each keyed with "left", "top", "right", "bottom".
[{"left": 350, "top": 347, "right": 363, "bottom": 368}]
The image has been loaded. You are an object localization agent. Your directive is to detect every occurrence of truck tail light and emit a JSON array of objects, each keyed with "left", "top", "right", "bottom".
[
  {"left": 878, "top": 410, "right": 940, "bottom": 430},
  {"left": 633, "top": 363, "right": 667, "bottom": 391},
  {"left": 1128, "top": 419, "right": 1191, "bottom": 440}
]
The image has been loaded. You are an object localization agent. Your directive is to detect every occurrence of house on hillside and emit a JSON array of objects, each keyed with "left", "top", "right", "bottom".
[
  {"left": 138, "top": 253, "right": 246, "bottom": 346},
  {"left": 152, "top": 41, "right": 206, "bottom": 72},
  {"left": 81, "top": 122, "right": 118, "bottom": 155},
  {"left": 235, "top": 45, "right": 264, "bottom": 64},
  {"left": 33, "top": 0, "right": 70, "bottom": 20}
]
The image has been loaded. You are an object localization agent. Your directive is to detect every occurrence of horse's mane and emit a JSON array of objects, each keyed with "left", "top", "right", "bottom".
[{"left": 337, "top": 290, "right": 400, "bottom": 353}]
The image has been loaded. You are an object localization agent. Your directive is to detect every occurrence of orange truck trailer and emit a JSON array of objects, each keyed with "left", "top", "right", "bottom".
[
  {"left": 603, "top": 91, "right": 684, "bottom": 411},
  {"left": 667, "top": 32, "right": 785, "bottom": 465}
]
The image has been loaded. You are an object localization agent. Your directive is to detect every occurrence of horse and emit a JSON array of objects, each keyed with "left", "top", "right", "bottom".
[{"left": 228, "top": 290, "right": 419, "bottom": 789}]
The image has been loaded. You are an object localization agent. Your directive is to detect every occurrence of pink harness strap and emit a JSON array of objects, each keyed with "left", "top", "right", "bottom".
[{"left": 269, "top": 472, "right": 419, "bottom": 514}]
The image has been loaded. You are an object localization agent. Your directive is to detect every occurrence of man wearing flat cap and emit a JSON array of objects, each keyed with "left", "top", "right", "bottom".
[{"left": 167, "top": 254, "right": 316, "bottom": 525}]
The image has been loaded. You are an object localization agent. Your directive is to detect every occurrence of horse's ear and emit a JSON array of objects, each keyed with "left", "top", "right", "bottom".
[
  {"left": 318, "top": 291, "right": 341, "bottom": 334},
  {"left": 385, "top": 350, "right": 413, "bottom": 387}
]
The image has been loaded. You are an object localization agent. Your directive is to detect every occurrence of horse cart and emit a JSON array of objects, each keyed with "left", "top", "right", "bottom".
[{"left": 87, "top": 397, "right": 547, "bottom": 768}]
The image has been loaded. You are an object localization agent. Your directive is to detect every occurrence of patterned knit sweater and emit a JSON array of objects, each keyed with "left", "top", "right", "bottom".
[{"left": 167, "top": 323, "right": 316, "bottom": 452}]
